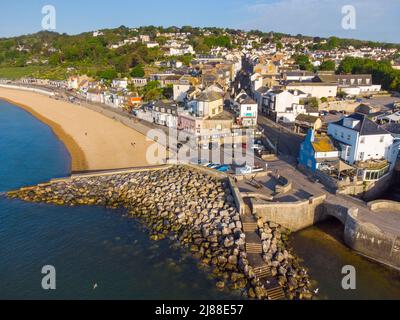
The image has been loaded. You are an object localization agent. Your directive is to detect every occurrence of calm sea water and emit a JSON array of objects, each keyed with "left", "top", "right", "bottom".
[
  {"left": 290, "top": 218, "right": 400, "bottom": 300},
  {"left": 2, "top": 100, "right": 400, "bottom": 300},
  {"left": 0, "top": 100, "right": 240, "bottom": 300}
]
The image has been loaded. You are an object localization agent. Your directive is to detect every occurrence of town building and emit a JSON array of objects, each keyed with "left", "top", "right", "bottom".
[
  {"left": 233, "top": 91, "right": 258, "bottom": 127},
  {"left": 327, "top": 113, "right": 395, "bottom": 181},
  {"left": 295, "top": 114, "right": 323, "bottom": 134},
  {"left": 299, "top": 129, "right": 340, "bottom": 172},
  {"left": 152, "top": 100, "right": 179, "bottom": 127}
]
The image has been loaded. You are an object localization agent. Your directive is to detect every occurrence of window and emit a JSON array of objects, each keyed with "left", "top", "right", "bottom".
[
  {"left": 346, "top": 148, "right": 351, "bottom": 157},
  {"left": 341, "top": 132, "right": 344, "bottom": 139},
  {"left": 360, "top": 137, "right": 365, "bottom": 144},
  {"left": 359, "top": 152, "right": 364, "bottom": 161},
  {"left": 247, "top": 107, "right": 252, "bottom": 111},
  {"left": 347, "top": 134, "right": 351, "bottom": 141},
  {"left": 380, "top": 136, "right": 384, "bottom": 143}
]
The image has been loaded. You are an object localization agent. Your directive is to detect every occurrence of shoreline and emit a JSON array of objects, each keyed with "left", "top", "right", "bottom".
[
  {"left": 0, "top": 87, "right": 163, "bottom": 172},
  {"left": 0, "top": 96, "right": 88, "bottom": 172},
  {"left": 8, "top": 165, "right": 315, "bottom": 300}
]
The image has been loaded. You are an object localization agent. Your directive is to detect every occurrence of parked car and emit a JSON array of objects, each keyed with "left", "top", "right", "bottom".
[
  {"left": 235, "top": 165, "right": 253, "bottom": 175},
  {"left": 252, "top": 143, "right": 265, "bottom": 151},
  {"left": 216, "top": 165, "right": 230, "bottom": 172}
]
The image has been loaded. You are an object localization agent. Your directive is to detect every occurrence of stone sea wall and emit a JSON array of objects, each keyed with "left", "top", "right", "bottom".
[
  {"left": 252, "top": 195, "right": 327, "bottom": 232},
  {"left": 344, "top": 208, "right": 400, "bottom": 270}
]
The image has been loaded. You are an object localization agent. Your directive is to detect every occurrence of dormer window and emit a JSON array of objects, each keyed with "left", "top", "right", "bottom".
[{"left": 343, "top": 118, "right": 360, "bottom": 129}]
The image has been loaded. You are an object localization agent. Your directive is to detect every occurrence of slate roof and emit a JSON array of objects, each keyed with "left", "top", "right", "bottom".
[
  {"left": 333, "top": 113, "right": 390, "bottom": 136},
  {"left": 295, "top": 114, "right": 320, "bottom": 124},
  {"left": 196, "top": 91, "right": 223, "bottom": 102},
  {"left": 256, "top": 86, "right": 270, "bottom": 94}
]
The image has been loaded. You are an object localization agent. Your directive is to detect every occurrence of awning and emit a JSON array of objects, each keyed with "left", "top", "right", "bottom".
[{"left": 336, "top": 160, "right": 354, "bottom": 172}]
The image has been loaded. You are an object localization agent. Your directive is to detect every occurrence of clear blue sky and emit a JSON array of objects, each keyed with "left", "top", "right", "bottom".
[{"left": 0, "top": 0, "right": 399, "bottom": 43}]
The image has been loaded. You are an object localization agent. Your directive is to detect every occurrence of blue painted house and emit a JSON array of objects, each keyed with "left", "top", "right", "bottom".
[{"left": 299, "top": 129, "right": 339, "bottom": 173}]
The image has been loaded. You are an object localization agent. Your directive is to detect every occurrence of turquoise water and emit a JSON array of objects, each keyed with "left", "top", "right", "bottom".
[{"left": 0, "top": 100, "right": 239, "bottom": 300}]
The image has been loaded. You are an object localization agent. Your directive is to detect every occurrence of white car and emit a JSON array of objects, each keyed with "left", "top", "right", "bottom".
[{"left": 235, "top": 165, "right": 253, "bottom": 175}]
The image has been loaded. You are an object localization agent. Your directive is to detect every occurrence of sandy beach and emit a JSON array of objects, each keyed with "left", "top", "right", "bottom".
[{"left": 0, "top": 87, "right": 164, "bottom": 172}]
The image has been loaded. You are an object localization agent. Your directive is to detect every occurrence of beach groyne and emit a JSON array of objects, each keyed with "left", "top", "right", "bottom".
[{"left": 7, "top": 165, "right": 314, "bottom": 300}]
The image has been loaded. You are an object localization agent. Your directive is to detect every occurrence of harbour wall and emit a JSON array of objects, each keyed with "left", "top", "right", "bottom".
[{"left": 252, "top": 195, "right": 400, "bottom": 270}]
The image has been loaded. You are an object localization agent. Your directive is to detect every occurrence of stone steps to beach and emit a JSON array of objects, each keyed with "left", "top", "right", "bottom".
[
  {"left": 243, "top": 222, "right": 258, "bottom": 232},
  {"left": 253, "top": 266, "right": 272, "bottom": 279},
  {"left": 266, "top": 286, "right": 286, "bottom": 300},
  {"left": 245, "top": 243, "right": 262, "bottom": 254}
]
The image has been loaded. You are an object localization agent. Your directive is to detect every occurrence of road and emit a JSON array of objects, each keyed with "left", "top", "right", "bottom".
[{"left": 258, "top": 115, "right": 303, "bottom": 160}]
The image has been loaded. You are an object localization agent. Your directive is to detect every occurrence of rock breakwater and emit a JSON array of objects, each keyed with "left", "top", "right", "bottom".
[
  {"left": 258, "top": 220, "right": 314, "bottom": 299},
  {"left": 7, "top": 165, "right": 313, "bottom": 299}
]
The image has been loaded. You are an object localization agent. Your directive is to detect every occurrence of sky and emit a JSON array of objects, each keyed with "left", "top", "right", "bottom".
[{"left": 0, "top": 0, "right": 399, "bottom": 43}]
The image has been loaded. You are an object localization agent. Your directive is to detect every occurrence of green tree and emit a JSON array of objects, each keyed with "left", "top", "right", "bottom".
[
  {"left": 319, "top": 60, "right": 336, "bottom": 71},
  {"left": 130, "top": 64, "right": 145, "bottom": 78},
  {"left": 293, "top": 54, "right": 313, "bottom": 71},
  {"left": 98, "top": 69, "right": 118, "bottom": 80},
  {"left": 142, "top": 80, "right": 163, "bottom": 101}
]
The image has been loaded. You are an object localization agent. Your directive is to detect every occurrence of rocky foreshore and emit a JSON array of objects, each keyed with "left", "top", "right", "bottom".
[
  {"left": 7, "top": 165, "right": 314, "bottom": 300},
  {"left": 257, "top": 220, "right": 314, "bottom": 300}
]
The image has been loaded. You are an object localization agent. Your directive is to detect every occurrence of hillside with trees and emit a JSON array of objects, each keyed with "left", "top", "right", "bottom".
[{"left": 338, "top": 57, "right": 400, "bottom": 92}]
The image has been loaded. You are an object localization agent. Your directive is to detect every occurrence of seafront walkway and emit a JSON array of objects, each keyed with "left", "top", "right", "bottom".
[{"left": 266, "top": 157, "right": 400, "bottom": 238}]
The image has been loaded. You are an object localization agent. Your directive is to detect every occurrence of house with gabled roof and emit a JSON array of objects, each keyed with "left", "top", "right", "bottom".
[
  {"left": 299, "top": 129, "right": 339, "bottom": 173},
  {"left": 233, "top": 90, "right": 258, "bottom": 127},
  {"left": 328, "top": 113, "right": 395, "bottom": 181}
]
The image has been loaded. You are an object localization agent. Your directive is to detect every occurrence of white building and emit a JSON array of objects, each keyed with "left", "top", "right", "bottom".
[
  {"left": 131, "top": 78, "right": 148, "bottom": 88},
  {"left": 167, "top": 45, "right": 195, "bottom": 56},
  {"left": 328, "top": 113, "right": 394, "bottom": 181},
  {"left": 233, "top": 91, "right": 258, "bottom": 127},
  {"left": 286, "top": 83, "right": 338, "bottom": 99},
  {"left": 283, "top": 70, "right": 315, "bottom": 83},
  {"left": 173, "top": 84, "right": 192, "bottom": 102},
  {"left": 112, "top": 79, "right": 128, "bottom": 90},
  {"left": 152, "top": 101, "right": 179, "bottom": 128},
  {"left": 146, "top": 42, "right": 159, "bottom": 48}
]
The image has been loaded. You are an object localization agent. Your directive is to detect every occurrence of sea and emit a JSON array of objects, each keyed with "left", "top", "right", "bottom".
[
  {"left": 1, "top": 99, "right": 399, "bottom": 300},
  {"left": 0, "top": 100, "right": 239, "bottom": 300}
]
